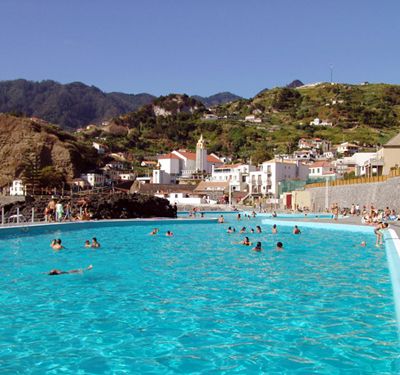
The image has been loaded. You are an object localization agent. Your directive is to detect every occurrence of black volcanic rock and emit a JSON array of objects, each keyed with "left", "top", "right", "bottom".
[{"left": 2, "top": 193, "right": 177, "bottom": 221}]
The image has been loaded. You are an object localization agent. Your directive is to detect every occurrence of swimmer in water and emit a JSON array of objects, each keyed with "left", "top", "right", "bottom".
[
  {"left": 252, "top": 242, "right": 263, "bottom": 251},
  {"left": 166, "top": 231, "right": 173, "bottom": 236},
  {"left": 52, "top": 239, "right": 65, "bottom": 251},
  {"left": 272, "top": 224, "right": 277, "bottom": 233},
  {"left": 91, "top": 238, "right": 100, "bottom": 247},
  {"left": 226, "top": 226, "right": 233, "bottom": 233},
  {"left": 218, "top": 215, "right": 225, "bottom": 223},
  {"left": 250, "top": 229, "right": 254, "bottom": 233},
  {"left": 50, "top": 239, "right": 56, "bottom": 248},
  {"left": 44, "top": 265, "right": 93, "bottom": 275},
  {"left": 256, "top": 226, "right": 262, "bottom": 233},
  {"left": 293, "top": 225, "right": 301, "bottom": 234},
  {"left": 239, "top": 227, "right": 247, "bottom": 233},
  {"left": 149, "top": 228, "right": 159, "bottom": 235},
  {"left": 232, "top": 237, "right": 252, "bottom": 246},
  {"left": 85, "top": 240, "right": 91, "bottom": 248},
  {"left": 355, "top": 241, "right": 367, "bottom": 247},
  {"left": 276, "top": 242, "right": 283, "bottom": 250}
]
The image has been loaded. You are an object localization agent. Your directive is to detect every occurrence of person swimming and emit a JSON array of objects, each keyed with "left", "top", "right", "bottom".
[
  {"left": 232, "top": 236, "right": 252, "bottom": 246},
  {"left": 239, "top": 227, "right": 247, "bottom": 233},
  {"left": 149, "top": 228, "right": 159, "bottom": 235},
  {"left": 166, "top": 231, "right": 173, "bottom": 236},
  {"left": 45, "top": 265, "right": 93, "bottom": 275},
  {"left": 252, "top": 242, "right": 263, "bottom": 251},
  {"left": 276, "top": 242, "right": 283, "bottom": 250},
  {"left": 256, "top": 226, "right": 262, "bottom": 233},
  {"left": 293, "top": 226, "right": 301, "bottom": 234},
  {"left": 226, "top": 226, "right": 233, "bottom": 233}
]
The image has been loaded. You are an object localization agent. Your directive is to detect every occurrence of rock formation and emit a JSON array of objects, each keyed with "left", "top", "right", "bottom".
[{"left": 2, "top": 192, "right": 177, "bottom": 221}]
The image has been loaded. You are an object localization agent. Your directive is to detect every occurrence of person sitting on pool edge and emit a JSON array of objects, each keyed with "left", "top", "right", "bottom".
[
  {"left": 232, "top": 237, "right": 252, "bottom": 246},
  {"left": 45, "top": 265, "right": 93, "bottom": 275},
  {"left": 252, "top": 242, "right": 263, "bottom": 251}
]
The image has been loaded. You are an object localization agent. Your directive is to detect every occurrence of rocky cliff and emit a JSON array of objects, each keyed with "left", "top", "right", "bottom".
[{"left": 0, "top": 114, "right": 100, "bottom": 188}]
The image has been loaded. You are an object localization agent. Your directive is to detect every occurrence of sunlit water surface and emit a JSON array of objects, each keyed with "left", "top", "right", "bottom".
[{"left": 0, "top": 214, "right": 399, "bottom": 374}]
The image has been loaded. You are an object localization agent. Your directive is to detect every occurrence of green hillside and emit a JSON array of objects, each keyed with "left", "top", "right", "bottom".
[{"left": 97, "top": 83, "right": 400, "bottom": 163}]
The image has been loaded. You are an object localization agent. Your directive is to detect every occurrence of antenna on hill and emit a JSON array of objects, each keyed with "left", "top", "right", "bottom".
[{"left": 330, "top": 63, "right": 333, "bottom": 84}]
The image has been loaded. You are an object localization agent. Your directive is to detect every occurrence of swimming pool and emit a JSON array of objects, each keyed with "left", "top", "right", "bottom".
[{"left": 0, "top": 214, "right": 399, "bottom": 374}]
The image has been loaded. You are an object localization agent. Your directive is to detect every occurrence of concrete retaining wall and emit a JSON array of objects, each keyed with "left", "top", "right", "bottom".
[{"left": 308, "top": 176, "right": 400, "bottom": 212}]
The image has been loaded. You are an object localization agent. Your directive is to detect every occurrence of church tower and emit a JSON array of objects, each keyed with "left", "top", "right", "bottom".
[{"left": 196, "top": 134, "right": 207, "bottom": 172}]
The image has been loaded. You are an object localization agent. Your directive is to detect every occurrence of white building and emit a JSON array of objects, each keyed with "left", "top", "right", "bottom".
[
  {"left": 119, "top": 172, "right": 136, "bottom": 181},
  {"left": 80, "top": 172, "right": 106, "bottom": 187},
  {"left": 250, "top": 159, "right": 309, "bottom": 198},
  {"left": 153, "top": 135, "right": 223, "bottom": 184},
  {"left": 308, "top": 161, "right": 336, "bottom": 178},
  {"left": 340, "top": 152, "right": 379, "bottom": 176},
  {"left": 310, "top": 118, "right": 333, "bottom": 126},
  {"left": 337, "top": 142, "right": 360, "bottom": 155},
  {"left": 210, "top": 163, "right": 256, "bottom": 192},
  {"left": 9, "top": 180, "right": 25, "bottom": 196},
  {"left": 92, "top": 142, "right": 107, "bottom": 155}
]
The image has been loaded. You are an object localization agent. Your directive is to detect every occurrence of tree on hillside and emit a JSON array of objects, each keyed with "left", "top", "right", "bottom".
[
  {"left": 20, "top": 154, "right": 41, "bottom": 192},
  {"left": 39, "top": 166, "right": 66, "bottom": 189}
]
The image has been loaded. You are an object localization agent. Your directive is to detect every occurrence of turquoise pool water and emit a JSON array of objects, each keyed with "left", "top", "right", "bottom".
[{"left": 0, "top": 214, "right": 399, "bottom": 374}]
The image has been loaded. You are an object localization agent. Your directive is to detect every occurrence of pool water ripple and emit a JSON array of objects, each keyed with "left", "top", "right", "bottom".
[{"left": 0, "top": 214, "right": 399, "bottom": 374}]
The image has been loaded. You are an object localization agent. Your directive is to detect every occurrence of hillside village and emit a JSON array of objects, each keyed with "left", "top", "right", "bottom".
[
  {"left": 4, "top": 81, "right": 400, "bottom": 210},
  {"left": 9, "top": 125, "right": 400, "bottom": 211}
]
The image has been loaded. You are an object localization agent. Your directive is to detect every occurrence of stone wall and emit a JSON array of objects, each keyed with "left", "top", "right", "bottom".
[{"left": 308, "top": 176, "right": 400, "bottom": 212}]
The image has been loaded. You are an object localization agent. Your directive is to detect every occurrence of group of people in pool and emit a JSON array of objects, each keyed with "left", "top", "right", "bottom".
[
  {"left": 228, "top": 222, "right": 302, "bottom": 251},
  {"left": 46, "top": 237, "right": 100, "bottom": 275}
]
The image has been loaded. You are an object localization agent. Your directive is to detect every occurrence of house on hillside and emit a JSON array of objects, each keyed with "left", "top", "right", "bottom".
[
  {"left": 92, "top": 142, "right": 107, "bottom": 155},
  {"left": 337, "top": 142, "right": 360, "bottom": 155},
  {"left": 308, "top": 161, "right": 336, "bottom": 178}
]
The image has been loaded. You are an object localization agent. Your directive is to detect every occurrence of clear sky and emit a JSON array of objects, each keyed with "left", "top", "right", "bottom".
[{"left": 1, "top": 0, "right": 399, "bottom": 98}]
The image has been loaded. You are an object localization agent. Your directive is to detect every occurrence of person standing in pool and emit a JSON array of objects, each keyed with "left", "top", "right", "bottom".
[
  {"left": 218, "top": 215, "right": 225, "bottom": 223},
  {"left": 252, "top": 242, "right": 263, "bottom": 251},
  {"left": 272, "top": 224, "right": 277, "bottom": 233},
  {"left": 91, "top": 238, "right": 100, "bottom": 247},
  {"left": 293, "top": 225, "right": 301, "bottom": 234},
  {"left": 256, "top": 226, "right": 262, "bottom": 233},
  {"left": 52, "top": 239, "right": 65, "bottom": 251},
  {"left": 45, "top": 265, "right": 93, "bottom": 275}
]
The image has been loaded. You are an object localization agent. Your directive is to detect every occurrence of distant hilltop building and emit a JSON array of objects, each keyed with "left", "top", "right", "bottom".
[{"left": 309, "top": 118, "right": 333, "bottom": 126}]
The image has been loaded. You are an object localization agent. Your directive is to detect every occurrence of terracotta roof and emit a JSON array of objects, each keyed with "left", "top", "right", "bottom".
[
  {"left": 309, "top": 161, "right": 333, "bottom": 168},
  {"left": 158, "top": 153, "right": 181, "bottom": 160},
  {"left": 207, "top": 154, "right": 223, "bottom": 163}
]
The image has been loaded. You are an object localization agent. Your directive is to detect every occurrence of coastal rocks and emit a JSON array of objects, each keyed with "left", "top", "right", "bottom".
[{"left": 2, "top": 193, "right": 177, "bottom": 222}]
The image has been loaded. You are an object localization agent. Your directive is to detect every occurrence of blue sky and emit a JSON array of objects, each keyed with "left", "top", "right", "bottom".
[{"left": 1, "top": 0, "right": 399, "bottom": 98}]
